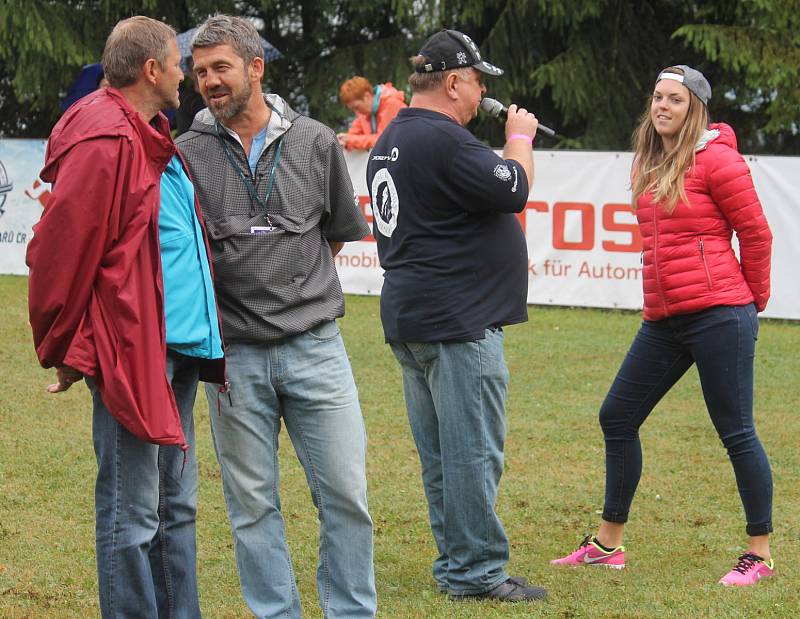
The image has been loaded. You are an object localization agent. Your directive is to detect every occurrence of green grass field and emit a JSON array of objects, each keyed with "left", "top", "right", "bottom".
[{"left": 1, "top": 273, "right": 798, "bottom": 618}]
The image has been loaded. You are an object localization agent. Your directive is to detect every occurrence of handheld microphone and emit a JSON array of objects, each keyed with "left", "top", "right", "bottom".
[{"left": 480, "top": 97, "right": 557, "bottom": 138}]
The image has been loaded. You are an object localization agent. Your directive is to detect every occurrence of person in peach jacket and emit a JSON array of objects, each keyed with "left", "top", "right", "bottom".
[{"left": 337, "top": 76, "right": 406, "bottom": 150}]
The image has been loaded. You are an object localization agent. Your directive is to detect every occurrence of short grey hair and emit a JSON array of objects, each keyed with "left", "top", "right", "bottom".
[
  {"left": 191, "top": 15, "right": 263, "bottom": 66},
  {"left": 407, "top": 55, "right": 472, "bottom": 93},
  {"left": 102, "top": 16, "right": 176, "bottom": 88}
]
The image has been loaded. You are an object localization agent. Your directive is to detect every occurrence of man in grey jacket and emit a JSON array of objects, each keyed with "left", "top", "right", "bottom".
[{"left": 176, "top": 15, "right": 376, "bottom": 619}]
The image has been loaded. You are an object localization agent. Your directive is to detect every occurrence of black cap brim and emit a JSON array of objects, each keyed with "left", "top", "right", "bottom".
[{"left": 474, "top": 60, "right": 504, "bottom": 76}]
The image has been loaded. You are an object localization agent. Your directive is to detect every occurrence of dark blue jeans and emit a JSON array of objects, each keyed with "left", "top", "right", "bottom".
[{"left": 599, "top": 304, "right": 773, "bottom": 536}]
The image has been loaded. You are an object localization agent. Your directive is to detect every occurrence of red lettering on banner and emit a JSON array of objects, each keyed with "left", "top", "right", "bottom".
[
  {"left": 527, "top": 200, "right": 549, "bottom": 213},
  {"left": 601, "top": 203, "right": 642, "bottom": 252},
  {"left": 358, "top": 195, "right": 375, "bottom": 242},
  {"left": 517, "top": 200, "right": 548, "bottom": 234},
  {"left": 335, "top": 252, "right": 380, "bottom": 269},
  {"left": 354, "top": 197, "right": 642, "bottom": 254},
  {"left": 577, "top": 261, "right": 642, "bottom": 280},
  {"left": 24, "top": 179, "right": 50, "bottom": 207},
  {"left": 553, "top": 202, "right": 594, "bottom": 250}
]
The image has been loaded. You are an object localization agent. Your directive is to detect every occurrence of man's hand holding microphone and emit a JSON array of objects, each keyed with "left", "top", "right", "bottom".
[{"left": 500, "top": 103, "right": 538, "bottom": 188}]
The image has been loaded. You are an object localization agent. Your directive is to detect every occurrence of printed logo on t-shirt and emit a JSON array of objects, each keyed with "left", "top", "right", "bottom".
[
  {"left": 493, "top": 164, "right": 511, "bottom": 182},
  {"left": 371, "top": 168, "right": 399, "bottom": 237},
  {"left": 371, "top": 147, "right": 399, "bottom": 162}
]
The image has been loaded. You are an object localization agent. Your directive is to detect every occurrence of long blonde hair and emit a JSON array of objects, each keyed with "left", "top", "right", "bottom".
[{"left": 631, "top": 66, "right": 709, "bottom": 213}]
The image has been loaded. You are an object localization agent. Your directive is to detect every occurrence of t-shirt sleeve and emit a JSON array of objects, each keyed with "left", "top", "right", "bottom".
[
  {"left": 447, "top": 137, "right": 529, "bottom": 213},
  {"left": 322, "top": 138, "right": 370, "bottom": 241}
]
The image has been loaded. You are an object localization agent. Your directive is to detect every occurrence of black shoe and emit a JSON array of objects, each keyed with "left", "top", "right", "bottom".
[
  {"left": 436, "top": 576, "right": 528, "bottom": 595},
  {"left": 439, "top": 575, "right": 527, "bottom": 594},
  {"left": 505, "top": 575, "right": 529, "bottom": 588},
  {"left": 449, "top": 577, "right": 547, "bottom": 602}
]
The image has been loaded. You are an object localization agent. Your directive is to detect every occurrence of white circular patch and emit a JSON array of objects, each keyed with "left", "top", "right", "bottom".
[
  {"left": 494, "top": 164, "right": 512, "bottom": 181},
  {"left": 371, "top": 168, "right": 399, "bottom": 237}
]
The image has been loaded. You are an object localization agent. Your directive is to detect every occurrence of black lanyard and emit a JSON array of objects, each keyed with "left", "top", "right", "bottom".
[{"left": 216, "top": 123, "right": 283, "bottom": 227}]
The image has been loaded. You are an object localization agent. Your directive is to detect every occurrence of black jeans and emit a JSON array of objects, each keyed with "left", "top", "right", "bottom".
[{"left": 599, "top": 303, "right": 773, "bottom": 536}]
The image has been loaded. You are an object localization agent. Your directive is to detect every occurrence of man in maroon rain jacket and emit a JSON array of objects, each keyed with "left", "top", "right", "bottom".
[{"left": 26, "top": 16, "right": 224, "bottom": 618}]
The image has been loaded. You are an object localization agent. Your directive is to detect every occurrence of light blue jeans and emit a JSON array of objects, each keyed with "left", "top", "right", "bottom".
[
  {"left": 90, "top": 350, "right": 200, "bottom": 619},
  {"left": 390, "top": 328, "right": 511, "bottom": 596},
  {"left": 206, "top": 320, "right": 376, "bottom": 619}
]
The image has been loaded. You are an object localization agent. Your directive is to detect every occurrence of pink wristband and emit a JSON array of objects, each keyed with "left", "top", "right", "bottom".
[{"left": 507, "top": 133, "right": 533, "bottom": 146}]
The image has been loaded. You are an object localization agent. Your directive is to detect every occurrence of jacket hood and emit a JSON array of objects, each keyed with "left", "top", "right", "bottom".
[
  {"left": 187, "top": 92, "right": 299, "bottom": 136},
  {"left": 43, "top": 88, "right": 174, "bottom": 182},
  {"left": 696, "top": 122, "right": 737, "bottom": 153},
  {"left": 378, "top": 82, "right": 406, "bottom": 104}
]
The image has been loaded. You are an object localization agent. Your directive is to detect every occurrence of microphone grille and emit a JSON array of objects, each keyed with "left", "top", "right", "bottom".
[{"left": 479, "top": 97, "right": 503, "bottom": 117}]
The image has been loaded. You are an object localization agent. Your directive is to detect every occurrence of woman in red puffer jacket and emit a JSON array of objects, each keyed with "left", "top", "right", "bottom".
[{"left": 551, "top": 65, "right": 775, "bottom": 587}]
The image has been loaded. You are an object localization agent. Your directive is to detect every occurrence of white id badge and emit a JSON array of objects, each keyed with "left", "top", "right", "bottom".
[{"left": 250, "top": 225, "right": 277, "bottom": 234}]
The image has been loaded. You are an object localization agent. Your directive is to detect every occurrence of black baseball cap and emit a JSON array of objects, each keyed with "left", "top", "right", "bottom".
[{"left": 415, "top": 29, "right": 503, "bottom": 76}]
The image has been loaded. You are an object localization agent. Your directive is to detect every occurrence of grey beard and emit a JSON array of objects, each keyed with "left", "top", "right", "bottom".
[{"left": 208, "top": 82, "right": 252, "bottom": 122}]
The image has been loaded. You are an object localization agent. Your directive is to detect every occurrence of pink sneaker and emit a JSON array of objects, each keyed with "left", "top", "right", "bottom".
[
  {"left": 719, "top": 553, "right": 774, "bottom": 586},
  {"left": 550, "top": 535, "right": 625, "bottom": 569}
]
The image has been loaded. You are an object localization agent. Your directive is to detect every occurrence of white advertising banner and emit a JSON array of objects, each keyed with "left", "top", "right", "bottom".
[
  {"left": 342, "top": 149, "right": 799, "bottom": 320},
  {"left": 2, "top": 139, "right": 797, "bottom": 319},
  {"left": 0, "top": 140, "right": 47, "bottom": 274}
]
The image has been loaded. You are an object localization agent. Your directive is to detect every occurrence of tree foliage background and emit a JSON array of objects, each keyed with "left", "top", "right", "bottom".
[{"left": 1, "top": 0, "right": 798, "bottom": 153}]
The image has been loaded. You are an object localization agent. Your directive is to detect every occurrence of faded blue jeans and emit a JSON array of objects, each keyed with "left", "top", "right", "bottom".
[
  {"left": 600, "top": 303, "right": 773, "bottom": 536},
  {"left": 205, "top": 320, "right": 376, "bottom": 619},
  {"left": 390, "top": 328, "right": 511, "bottom": 596},
  {"left": 90, "top": 349, "right": 200, "bottom": 619}
]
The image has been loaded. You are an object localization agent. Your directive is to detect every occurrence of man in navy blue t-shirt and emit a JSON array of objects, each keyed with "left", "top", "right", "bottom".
[{"left": 367, "top": 29, "right": 545, "bottom": 602}]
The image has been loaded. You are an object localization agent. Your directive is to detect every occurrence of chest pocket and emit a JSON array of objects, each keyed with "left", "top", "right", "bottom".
[{"left": 204, "top": 209, "right": 317, "bottom": 241}]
